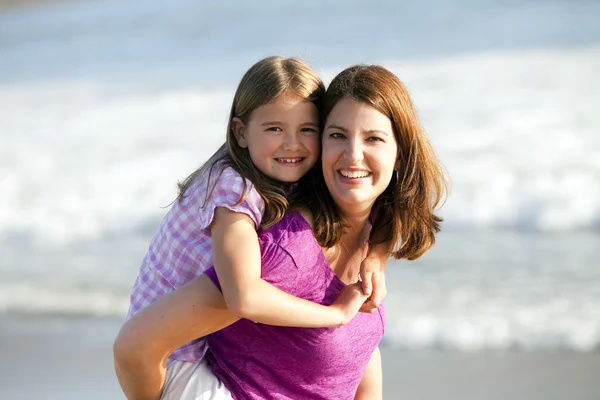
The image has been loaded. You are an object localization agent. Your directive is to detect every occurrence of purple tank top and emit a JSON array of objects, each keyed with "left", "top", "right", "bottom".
[{"left": 204, "top": 210, "right": 385, "bottom": 400}]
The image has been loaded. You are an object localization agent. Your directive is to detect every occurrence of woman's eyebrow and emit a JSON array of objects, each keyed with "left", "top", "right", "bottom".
[
  {"left": 327, "top": 124, "right": 391, "bottom": 137},
  {"left": 325, "top": 124, "right": 348, "bottom": 132},
  {"left": 365, "top": 129, "right": 392, "bottom": 137}
]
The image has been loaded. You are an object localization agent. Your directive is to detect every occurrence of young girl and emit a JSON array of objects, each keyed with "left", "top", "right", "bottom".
[{"left": 122, "top": 56, "right": 388, "bottom": 399}]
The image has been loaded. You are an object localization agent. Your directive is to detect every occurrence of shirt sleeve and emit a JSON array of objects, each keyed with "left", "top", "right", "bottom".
[
  {"left": 204, "top": 240, "right": 300, "bottom": 294},
  {"left": 193, "top": 166, "right": 265, "bottom": 230}
]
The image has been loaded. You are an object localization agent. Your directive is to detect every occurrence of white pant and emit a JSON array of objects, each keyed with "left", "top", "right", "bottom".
[{"left": 161, "top": 359, "right": 233, "bottom": 400}]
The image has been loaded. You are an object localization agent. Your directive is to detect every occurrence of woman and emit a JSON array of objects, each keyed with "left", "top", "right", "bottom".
[{"left": 114, "top": 64, "right": 447, "bottom": 400}]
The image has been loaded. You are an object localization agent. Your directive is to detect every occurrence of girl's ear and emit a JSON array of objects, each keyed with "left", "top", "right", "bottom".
[{"left": 231, "top": 117, "right": 248, "bottom": 148}]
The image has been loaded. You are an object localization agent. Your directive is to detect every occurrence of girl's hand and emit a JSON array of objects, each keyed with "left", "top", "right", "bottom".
[
  {"left": 331, "top": 282, "right": 370, "bottom": 326},
  {"left": 359, "top": 258, "right": 387, "bottom": 313}
]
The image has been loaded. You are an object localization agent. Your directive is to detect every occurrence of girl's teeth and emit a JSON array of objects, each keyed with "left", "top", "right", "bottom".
[{"left": 278, "top": 158, "right": 302, "bottom": 163}]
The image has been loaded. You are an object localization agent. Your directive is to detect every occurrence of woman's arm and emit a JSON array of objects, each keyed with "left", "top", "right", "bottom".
[
  {"left": 211, "top": 207, "right": 363, "bottom": 327},
  {"left": 354, "top": 347, "right": 383, "bottom": 400},
  {"left": 113, "top": 274, "right": 238, "bottom": 400}
]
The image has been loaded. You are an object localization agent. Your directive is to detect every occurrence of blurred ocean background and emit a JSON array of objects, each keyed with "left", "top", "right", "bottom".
[{"left": 1, "top": 0, "right": 599, "bottom": 398}]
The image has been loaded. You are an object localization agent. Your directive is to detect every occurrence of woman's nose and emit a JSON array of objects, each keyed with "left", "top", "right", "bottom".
[{"left": 344, "top": 138, "right": 364, "bottom": 162}]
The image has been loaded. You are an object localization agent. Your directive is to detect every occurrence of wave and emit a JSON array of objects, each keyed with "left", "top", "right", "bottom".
[{"left": 1, "top": 48, "right": 599, "bottom": 247}]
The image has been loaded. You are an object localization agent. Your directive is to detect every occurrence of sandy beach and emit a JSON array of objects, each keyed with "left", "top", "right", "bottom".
[{"left": 1, "top": 315, "right": 599, "bottom": 400}]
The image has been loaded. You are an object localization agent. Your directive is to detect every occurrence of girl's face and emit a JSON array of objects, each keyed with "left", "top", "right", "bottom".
[
  {"left": 233, "top": 94, "right": 320, "bottom": 183},
  {"left": 321, "top": 97, "right": 398, "bottom": 215}
]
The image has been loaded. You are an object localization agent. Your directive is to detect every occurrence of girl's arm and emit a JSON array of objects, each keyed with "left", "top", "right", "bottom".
[
  {"left": 359, "top": 242, "right": 389, "bottom": 312},
  {"left": 113, "top": 257, "right": 367, "bottom": 400},
  {"left": 354, "top": 347, "right": 383, "bottom": 400},
  {"left": 113, "top": 275, "right": 238, "bottom": 400},
  {"left": 211, "top": 207, "right": 362, "bottom": 327}
]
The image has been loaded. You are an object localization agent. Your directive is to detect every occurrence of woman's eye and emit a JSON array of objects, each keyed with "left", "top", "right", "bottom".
[
  {"left": 367, "top": 136, "right": 384, "bottom": 142},
  {"left": 329, "top": 132, "right": 345, "bottom": 139}
]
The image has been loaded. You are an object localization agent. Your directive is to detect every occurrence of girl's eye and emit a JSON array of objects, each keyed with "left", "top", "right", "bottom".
[
  {"left": 266, "top": 127, "right": 283, "bottom": 132},
  {"left": 300, "top": 127, "right": 318, "bottom": 133}
]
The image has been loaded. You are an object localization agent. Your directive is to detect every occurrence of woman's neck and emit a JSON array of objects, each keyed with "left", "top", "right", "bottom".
[
  {"left": 341, "top": 206, "right": 372, "bottom": 240},
  {"left": 323, "top": 208, "right": 372, "bottom": 285}
]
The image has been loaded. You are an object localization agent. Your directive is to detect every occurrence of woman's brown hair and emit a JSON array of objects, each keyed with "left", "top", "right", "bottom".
[
  {"left": 294, "top": 65, "right": 448, "bottom": 260},
  {"left": 177, "top": 56, "right": 325, "bottom": 228}
]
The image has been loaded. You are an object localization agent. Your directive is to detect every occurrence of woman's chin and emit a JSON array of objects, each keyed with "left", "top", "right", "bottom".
[{"left": 335, "top": 196, "right": 375, "bottom": 216}]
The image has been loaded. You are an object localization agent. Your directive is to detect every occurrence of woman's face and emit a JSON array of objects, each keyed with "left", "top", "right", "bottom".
[{"left": 321, "top": 97, "right": 398, "bottom": 216}]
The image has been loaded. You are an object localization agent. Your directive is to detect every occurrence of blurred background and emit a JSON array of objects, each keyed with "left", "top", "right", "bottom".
[{"left": 1, "top": 0, "right": 599, "bottom": 399}]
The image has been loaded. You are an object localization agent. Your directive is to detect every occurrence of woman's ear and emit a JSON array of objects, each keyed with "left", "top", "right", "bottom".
[
  {"left": 231, "top": 117, "right": 248, "bottom": 148},
  {"left": 394, "top": 158, "right": 403, "bottom": 172}
]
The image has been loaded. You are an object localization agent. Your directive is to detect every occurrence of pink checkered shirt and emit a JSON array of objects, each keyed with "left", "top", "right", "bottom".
[{"left": 126, "top": 165, "right": 265, "bottom": 363}]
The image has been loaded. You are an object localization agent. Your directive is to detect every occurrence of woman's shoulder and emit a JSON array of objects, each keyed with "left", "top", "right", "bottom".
[
  {"left": 293, "top": 207, "right": 314, "bottom": 229},
  {"left": 258, "top": 208, "right": 316, "bottom": 249},
  {"left": 257, "top": 209, "right": 324, "bottom": 279}
]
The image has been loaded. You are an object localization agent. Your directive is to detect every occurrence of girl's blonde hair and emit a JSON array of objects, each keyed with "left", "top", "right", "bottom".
[
  {"left": 177, "top": 56, "right": 325, "bottom": 228},
  {"left": 294, "top": 65, "right": 448, "bottom": 260}
]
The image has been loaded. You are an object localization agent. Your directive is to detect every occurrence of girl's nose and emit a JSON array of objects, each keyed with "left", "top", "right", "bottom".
[{"left": 283, "top": 132, "right": 301, "bottom": 151}]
